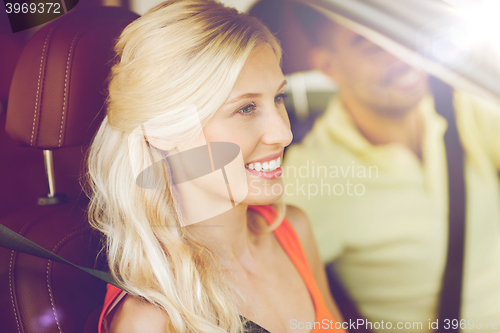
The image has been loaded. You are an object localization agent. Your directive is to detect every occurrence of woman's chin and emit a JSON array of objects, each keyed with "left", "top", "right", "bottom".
[{"left": 241, "top": 178, "right": 284, "bottom": 206}]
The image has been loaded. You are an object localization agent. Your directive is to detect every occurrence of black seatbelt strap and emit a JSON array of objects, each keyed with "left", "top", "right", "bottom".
[
  {"left": 326, "top": 264, "right": 374, "bottom": 332},
  {"left": 429, "top": 76, "right": 467, "bottom": 333},
  {"left": 0, "top": 222, "right": 122, "bottom": 289}
]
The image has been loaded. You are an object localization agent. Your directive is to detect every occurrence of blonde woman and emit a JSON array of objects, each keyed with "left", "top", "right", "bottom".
[{"left": 87, "top": 1, "right": 344, "bottom": 332}]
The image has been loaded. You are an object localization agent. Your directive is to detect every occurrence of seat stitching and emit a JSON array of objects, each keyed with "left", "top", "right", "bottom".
[
  {"left": 31, "top": 28, "right": 53, "bottom": 147},
  {"left": 58, "top": 34, "right": 79, "bottom": 147},
  {"left": 46, "top": 228, "right": 87, "bottom": 333},
  {"left": 58, "top": 19, "right": 119, "bottom": 147},
  {"left": 9, "top": 254, "right": 22, "bottom": 333},
  {"left": 9, "top": 220, "right": 35, "bottom": 333}
]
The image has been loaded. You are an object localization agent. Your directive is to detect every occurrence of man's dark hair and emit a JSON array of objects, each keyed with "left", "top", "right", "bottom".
[
  {"left": 293, "top": 1, "right": 336, "bottom": 48},
  {"left": 249, "top": 0, "right": 336, "bottom": 49},
  {"left": 248, "top": 0, "right": 285, "bottom": 37}
]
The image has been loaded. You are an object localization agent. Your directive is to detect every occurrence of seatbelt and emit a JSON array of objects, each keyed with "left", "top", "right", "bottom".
[
  {"left": 326, "top": 264, "right": 374, "bottom": 332},
  {"left": 0, "top": 222, "right": 122, "bottom": 289},
  {"left": 327, "top": 77, "right": 466, "bottom": 332},
  {"left": 429, "top": 76, "right": 466, "bottom": 333}
]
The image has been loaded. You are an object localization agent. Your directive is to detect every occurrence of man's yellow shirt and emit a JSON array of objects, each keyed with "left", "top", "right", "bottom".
[{"left": 283, "top": 93, "right": 500, "bottom": 332}]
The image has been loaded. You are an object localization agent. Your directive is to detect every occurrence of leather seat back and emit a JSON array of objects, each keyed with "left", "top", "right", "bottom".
[{"left": 0, "top": 7, "right": 138, "bottom": 333}]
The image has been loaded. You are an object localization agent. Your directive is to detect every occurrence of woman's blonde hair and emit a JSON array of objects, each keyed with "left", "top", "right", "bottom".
[{"left": 86, "top": 1, "right": 284, "bottom": 332}]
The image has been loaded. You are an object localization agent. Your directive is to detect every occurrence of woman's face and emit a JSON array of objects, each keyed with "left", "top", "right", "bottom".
[{"left": 202, "top": 43, "right": 293, "bottom": 206}]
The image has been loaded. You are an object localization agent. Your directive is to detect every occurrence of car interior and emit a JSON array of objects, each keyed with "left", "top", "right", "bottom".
[
  {"left": 0, "top": 0, "right": 369, "bottom": 332},
  {"left": 0, "top": 5, "right": 140, "bottom": 332}
]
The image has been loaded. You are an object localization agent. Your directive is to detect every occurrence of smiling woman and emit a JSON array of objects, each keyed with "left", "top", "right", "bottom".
[{"left": 86, "top": 1, "right": 345, "bottom": 332}]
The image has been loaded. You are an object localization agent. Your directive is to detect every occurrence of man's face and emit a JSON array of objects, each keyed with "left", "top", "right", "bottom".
[{"left": 318, "top": 25, "right": 428, "bottom": 116}]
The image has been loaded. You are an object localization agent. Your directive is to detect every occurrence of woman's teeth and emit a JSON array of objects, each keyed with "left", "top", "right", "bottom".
[{"left": 246, "top": 157, "right": 281, "bottom": 172}]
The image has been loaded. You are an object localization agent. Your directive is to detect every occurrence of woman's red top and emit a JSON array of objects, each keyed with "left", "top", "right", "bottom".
[{"left": 98, "top": 205, "right": 345, "bottom": 332}]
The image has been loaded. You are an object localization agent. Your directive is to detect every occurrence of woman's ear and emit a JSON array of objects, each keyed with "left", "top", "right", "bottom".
[
  {"left": 146, "top": 136, "right": 176, "bottom": 153},
  {"left": 146, "top": 129, "right": 207, "bottom": 155},
  {"left": 309, "top": 47, "right": 340, "bottom": 82}
]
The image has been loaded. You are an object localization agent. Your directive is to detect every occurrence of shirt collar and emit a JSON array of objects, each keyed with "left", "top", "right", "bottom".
[{"left": 323, "top": 94, "right": 447, "bottom": 156}]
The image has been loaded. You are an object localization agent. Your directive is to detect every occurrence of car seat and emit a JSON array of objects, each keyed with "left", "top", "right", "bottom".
[{"left": 0, "top": 7, "right": 138, "bottom": 333}]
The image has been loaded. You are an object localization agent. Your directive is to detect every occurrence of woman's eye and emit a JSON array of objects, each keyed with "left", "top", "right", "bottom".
[
  {"left": 237, "top": 103, "right": 257, "bottom": 115},
  {"left": 275, "top": 93, "right": 288, "bottom": 104}
]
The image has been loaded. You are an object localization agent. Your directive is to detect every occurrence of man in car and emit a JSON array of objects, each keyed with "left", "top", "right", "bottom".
[{"left": 281, "top": 2, "right": 500, "bottom": 332}]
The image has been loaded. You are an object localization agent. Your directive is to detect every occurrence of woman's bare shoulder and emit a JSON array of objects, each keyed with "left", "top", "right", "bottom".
[
  {"left": 285, "top": 204, "right": 344, "bottom": 321},
  {"left": 285, "top": 205, "right": 312, "bottom": 241},
  {"left": 109, "top": 294, "right": 168, "bottom": 333},
  {"left": 284, "top": 204, "right": 318, "bottom": 268}
]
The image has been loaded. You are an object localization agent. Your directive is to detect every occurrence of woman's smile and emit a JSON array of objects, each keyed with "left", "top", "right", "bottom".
[{"left": 245, "top": 150, "right": 283, "bottom": 179}]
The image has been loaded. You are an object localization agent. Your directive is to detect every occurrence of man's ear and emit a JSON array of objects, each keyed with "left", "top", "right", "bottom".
[{"left": 309, "top": 47, "right": 340, "bottom": 82}]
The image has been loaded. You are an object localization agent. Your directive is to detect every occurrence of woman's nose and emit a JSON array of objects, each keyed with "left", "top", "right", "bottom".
[{"left": 261, "top": 107, "right": 293, "bottom": 147}]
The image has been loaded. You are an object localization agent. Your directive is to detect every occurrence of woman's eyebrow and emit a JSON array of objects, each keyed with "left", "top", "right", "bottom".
[
  {"left": 225, "top": 79, "right": 288, "bottom": 105},
  {"left": 226, "top": 93, "right": 261, "bottom": 105},
  {"left": 276, "top": 79, "right": 287, "bottom": 92}
]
